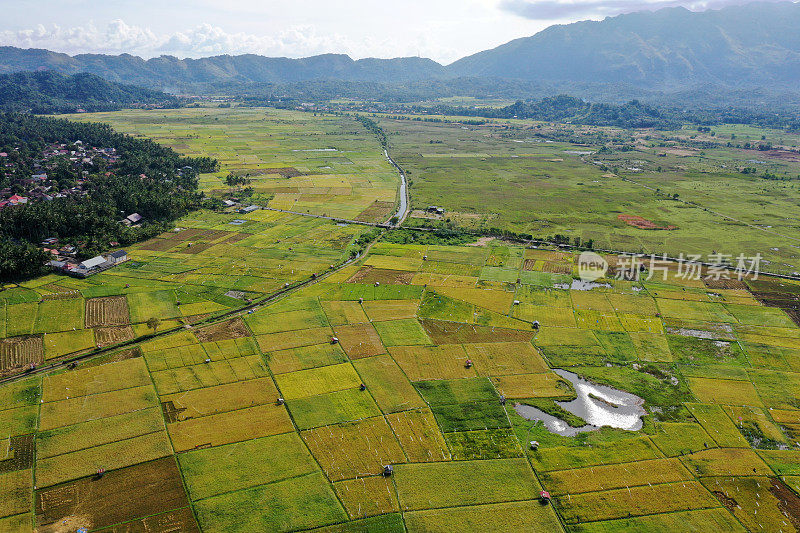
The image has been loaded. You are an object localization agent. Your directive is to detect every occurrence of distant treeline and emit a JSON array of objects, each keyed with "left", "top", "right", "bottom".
[
  {"left": 406, "top": 96, "right": 800, "bottom": 130},
  {"left": 0, "top": 71, "right": 181, "bottom": 114},
  {"left": 232, "top": 80, "right": 800, "bottom": 130},
  {"left": 0, "top": 113, "right": 218, "bottom": 280}
]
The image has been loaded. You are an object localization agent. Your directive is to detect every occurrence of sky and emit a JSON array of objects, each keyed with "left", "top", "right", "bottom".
[{"left": 0, "top": 0, "right": 772, "bottom": 64}]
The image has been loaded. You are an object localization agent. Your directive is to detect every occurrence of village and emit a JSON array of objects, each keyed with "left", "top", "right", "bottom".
[{"left": 0, "top": 140, "right": 120, "bottom": 206}]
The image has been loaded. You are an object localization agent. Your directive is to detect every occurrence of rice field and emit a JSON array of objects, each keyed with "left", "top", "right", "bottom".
[{"left": 3, "top": 108, "right": 800, "bottom": 531}]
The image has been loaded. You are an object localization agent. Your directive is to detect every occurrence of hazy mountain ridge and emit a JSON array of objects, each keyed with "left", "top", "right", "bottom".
[{"left": 1, "top": 2, "right": 799, "bottom": 91}]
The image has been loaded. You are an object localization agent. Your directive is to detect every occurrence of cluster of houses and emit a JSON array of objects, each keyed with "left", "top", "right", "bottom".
[
  {"left": 49, "top": 249, "right": 129, "bottom": 278},
  {"left": 0, "top": 141, "right": 120, "bottom": 208}
]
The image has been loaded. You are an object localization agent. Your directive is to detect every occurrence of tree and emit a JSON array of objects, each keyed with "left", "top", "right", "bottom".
[{"left": 146, "top": 317, "right": 161, "bottom": 334}]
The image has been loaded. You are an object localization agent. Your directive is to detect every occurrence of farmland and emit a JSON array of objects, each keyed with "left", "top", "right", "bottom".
[{"left": 3, "top": 105, "right": 800, "bottom": 532}]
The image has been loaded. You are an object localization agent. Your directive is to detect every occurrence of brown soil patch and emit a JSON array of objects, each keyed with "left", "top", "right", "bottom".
[
  {"left": 94, "top": 326, "right": 135, "bottom": 346},
  {"left": 334, "top": 323, "right": 386, "bottom": 358},
  {"left": 542, "top": 261, "right": 573, "bottom": 275},
  {"left": 769, "top": 477, "right": 800, "bottom": 529},
  {"left": 176, "top": 242, "right": 215, "bottom": 254},
  {"left": 421, "top": 319, "right": 534, "bottom": 344},
  {"left": 763, "top": 150, "right": 800, "bottom": 163},
  {"left": 748, "top": 280, "right": 800, "bottom": 327},
  {"left": 35, "top": 456, "right": 197, "bottom": 532},
  {"left": 194, "top": 317, "right": 250, "bottom": 342},
  {"left": 0, "top": 434, "right": 34, "bottom": 473},
  {"left": 618, "top": 214, "right": 677, "bottom": 230},
  {"left": 138, "top": 238, "right": 178, "bottom": 252},
  {"left": 712, "top": 490, "right": 738, "bottom": 512},
  {"left": 347, "top": 267, "right": 414, "bottom": 285},
  {"left": 162, "top": 401, "right": 188, "bottom": 424},
  {"left": 0, "top": 335, "right": 44, "bottom": 376},
  {"left": 223, "top": 232, "right": 250, "bottom": 244},
  {"left": 522, "top": 259, "right": 538, "bottom": 271},
  {"left": 354, "top": 200, "right": 395, "bottom": 223},
  {"left": 85, "top": 296, "right": 130, "bottom": 327},
  {"left": 703, "top": 278, "right": 747, "bottom": 290}
]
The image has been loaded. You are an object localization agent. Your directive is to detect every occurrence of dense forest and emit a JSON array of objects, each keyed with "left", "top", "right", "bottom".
[
  {"left": 0, "top": 71, "right": 181, "bottom": 114},
  {"left": 0, "top": 113, "right": 217, "bottom": 280}
]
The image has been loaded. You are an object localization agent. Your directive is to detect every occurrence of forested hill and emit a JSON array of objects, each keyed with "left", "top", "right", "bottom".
[
  {"left": 1, "top": 2, "right": 800, "bottom": 91},
  {"left": 0, "top": 71, "right": 180, "bottom": 113},
  {"left": 0, "top": 113, "right": 217, "bottom": 280},
  {"left": 448, "top": 1, "right": 800, "bottom": 86}
]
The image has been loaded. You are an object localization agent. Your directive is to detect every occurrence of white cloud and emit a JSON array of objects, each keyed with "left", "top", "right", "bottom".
[
  {"left": 0, "top": 19, "right": 381, "bottom": 59},
  {"left": 498, "top": 0, "right": 781, "bottom": 20}
]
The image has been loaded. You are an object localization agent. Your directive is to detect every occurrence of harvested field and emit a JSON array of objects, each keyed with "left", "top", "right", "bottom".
[
  {"left": 542, "top": 261, "right": 574, "bottom": 274},
  {"left": 0, "top": 335, "right": 43, "bottom": 376},
  {"left": 347, "top": 266, "right": 415, "bottom": 285},
  {"left": 84, "top": 296, "right": 130, "bottom": 327},
  {"left": 194, "top": 317, "right": 250, "bottom": 342},
  {"left": 93, "top": 326, "right": 134, "bottom": 346},
  {"left": 138, "top": 237, "right": 180, "bottom": 251},
  {"left": 35, "top": 456, "right": 196, "bottom": 532},
  {"left": 0, "top": 434, "right": 34, "bottom": 473},
  {"left": 704, "top": 277, "right": 748, "bottom": 290}
]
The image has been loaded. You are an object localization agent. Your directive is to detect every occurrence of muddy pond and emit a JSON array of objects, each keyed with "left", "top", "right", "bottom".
[{"left": 514, "top": 369, "right": 646, "bottom": 437}]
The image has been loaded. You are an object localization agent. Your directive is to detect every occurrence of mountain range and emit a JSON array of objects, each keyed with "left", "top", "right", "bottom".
[{"left": 0, "top": 1, "right": 799, "bottom": 92}]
